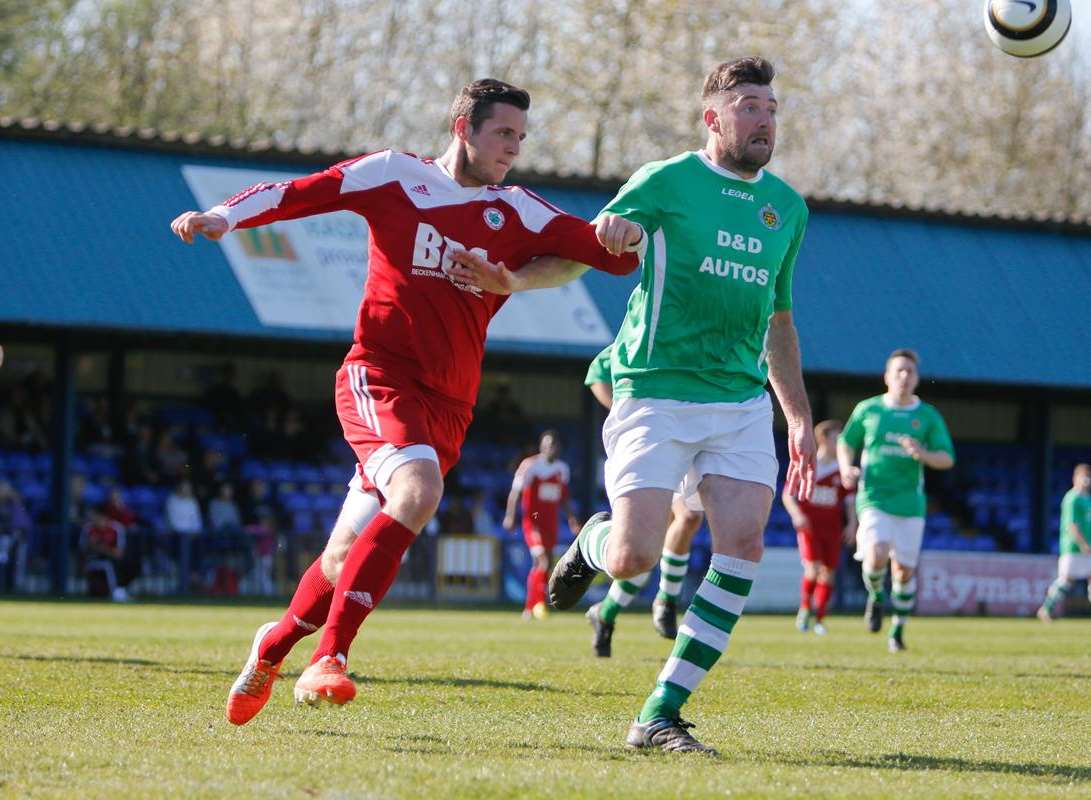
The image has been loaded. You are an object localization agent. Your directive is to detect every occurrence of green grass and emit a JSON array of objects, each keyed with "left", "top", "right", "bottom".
[{"left": 1, "top": 601, "right": 1088, "bottom": 799}]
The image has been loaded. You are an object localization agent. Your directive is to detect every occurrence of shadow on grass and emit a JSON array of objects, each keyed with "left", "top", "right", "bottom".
[
  {"left": 745, "top": 660, "right": 1089, "bottom": 682},
  {"left": 347, "top": 673, "right": 557, "bottom": 693},
  {"left": 768, "top": 749, "right": 1090, "bottom": 783}
]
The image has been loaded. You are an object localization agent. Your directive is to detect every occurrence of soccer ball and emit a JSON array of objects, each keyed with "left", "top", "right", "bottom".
[{"left": 983, "top": 0, "right": 1072, "bottom": 58}]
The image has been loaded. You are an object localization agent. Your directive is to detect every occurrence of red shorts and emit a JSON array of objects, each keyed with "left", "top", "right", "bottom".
[
  {"left": 335, "top": 362, "right": 473, "bottom": 496},
  {"left": 797, "top": 527, "right": 842, "bottom": 570},
  {"left": 523, "top": 520, "right": 558, "bottom": 556}
]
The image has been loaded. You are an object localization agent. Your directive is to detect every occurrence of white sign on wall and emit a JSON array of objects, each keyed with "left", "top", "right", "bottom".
[{"left": 181, "top": 165, "right": 613, "bottom": 345}]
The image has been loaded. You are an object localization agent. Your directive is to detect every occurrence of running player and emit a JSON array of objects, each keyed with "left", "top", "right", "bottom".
[
  {"left": 171, "top": 78, "right": 642, "bottom": 725},
  {"left": 838, "top": 349, "right": 955, "bottom": 652},
  {"left": 450, "top": 57, "right": 816, "bottom": 754},
  {"left": 504, "top": 429, "right": 579, "bottom": 620},
  {"left": 584, "top": 344, "right": 704, "bottom": 656},
  {"left": 1037, "top": 463, "right": 1091, "bottom": 622},
  {"left": 782, "top": 419, "right": 856, "bottom": 635}
]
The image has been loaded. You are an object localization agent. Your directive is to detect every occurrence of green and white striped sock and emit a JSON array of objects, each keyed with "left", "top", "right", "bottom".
[
  {"left": 599, "top": 572, "right": 651, "bottom": 624},
  {"left": 863, "top": 565, "right": 887, "bottom": 603},
  {"left": 577, "top": 516, "right": 614, "bottom": 577},
  {"left": 1044, "top": 578, "right": 1072, "bottom": 613},
  {"left": 656, "top": 549, "right": 690, "bottom": 603},
  {"left": 890, "top": 575, "right": 916, "bottom": 635},
  {"left": 638, "top": 554, "right": 757, "bottom": 723}
]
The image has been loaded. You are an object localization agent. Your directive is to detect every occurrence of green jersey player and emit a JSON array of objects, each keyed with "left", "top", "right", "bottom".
[
  {"left": 837, "top": 349, "right": 955, "bottom": 652},
  {"left": 1037, "top": 463, "right": 1091, "bottom": 622},
  {"left": 450, "top": 56, "right": 816, "bottom": 754},
  {"left": 583, "top": 344, "right": 705, "bottom": 656}
]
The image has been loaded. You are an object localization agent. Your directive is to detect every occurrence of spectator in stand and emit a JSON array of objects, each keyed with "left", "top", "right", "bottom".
[
  {"left": 248, "top": 370, "right": 294, "bottom": 424},
  {"left": 0, "top": 384, "right": 49, "bottom": 451},
  {"left": 194, "top": 448, "right": 230, "bottom": 500},
  {"left": 204, "top": 362, "right": 245, "bottom": 430},
  {"left": 245, "top": 506, "right": 278, "bottom": 596},
  {"left": 156, "top": 428, "right": 189, "bottom": 483},
  {"left": 78, "top": 397, "right": 122, "bottom": 458},
  {"left": 282, "top": 407, "right": 315, "bottom": 462},
  {"left": 470, "top": 490, "right": 498, "bottom": 537},
  {"left": 209, "top": 483, "right": 243, "bottom": 532},
  {"left": 479, "top": 383, "right": 531, "bottom": 446},
  {"left": 250, "top": 409, "right": 289, "bottom": 461},
  {"left": 81, "top": 504, "right": 132, "bottom": 601},
  {"left": 0, "top": 479, "right": 32, "bottom": 593},
  {"left": 104, "top": 487, "right": 138, "bottom": 531},
  {"left": 439, "top": 492, "right": 475, "bottom": 535},
  {"left": 166, "top": 480, "right": 203, "bottom": 536},
  {"left": 124, "top": 421, "right": 162, "bottom": 485}
]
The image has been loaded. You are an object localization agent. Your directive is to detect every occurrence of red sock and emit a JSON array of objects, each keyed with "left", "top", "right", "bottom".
[
  {"left": 800, "top": 576, "right": 817, "bottom": 611},
  {"left": 259, "top": 557, "right": 333, "bottom": 664},
  {"left": 525, "top": 567, "right": 546, "bottom": 610},
  {"left": 525, "top": 567, "right": 541, "bottom": 612},
  {"left": 814, "top": 581, "right": 833, "bottom": 621},
  {"left": 311, "top": 512, "right": 416, "bottom": 664}
]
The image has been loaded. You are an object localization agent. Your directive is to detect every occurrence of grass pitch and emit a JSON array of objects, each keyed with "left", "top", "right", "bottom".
[{"left": 1, "top": 601, "right": 1088, "bottom": 799}]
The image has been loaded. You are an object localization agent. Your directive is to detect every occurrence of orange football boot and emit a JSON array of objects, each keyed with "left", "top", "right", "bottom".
[
  {"left": 226, "top": 621, "right": 281, "bottom": 725},
  {"left": 293, "top": 655, "right": 357, "bottom": 706}
]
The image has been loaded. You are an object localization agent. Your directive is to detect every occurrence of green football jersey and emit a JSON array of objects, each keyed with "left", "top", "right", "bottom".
[
  {"left": 1059, "top": 489, "right": 1091, "bottom": 555},
  {"left": 598, "top": 151, "right": 808, "bottom": 404},
  {"left": 585, "top": 344, "right": 612, "bottom": 387},
  {"left": 840, "top": 395, "right": 955, "bottom": 518}
]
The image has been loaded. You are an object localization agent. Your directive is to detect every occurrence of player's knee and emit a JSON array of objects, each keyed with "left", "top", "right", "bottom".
[
  {"left": 385, "top": 463, "right": 444, "bottom": 528},
  {"left": 606, "top": 545, "right": 657, "bottom": 579},
  {"left": 817, "top": 566, "right": 834, "bottom": 584}
]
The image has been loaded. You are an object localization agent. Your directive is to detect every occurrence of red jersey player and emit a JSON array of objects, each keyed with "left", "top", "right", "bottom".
[
  {"left": 503, "top": 429, "right": 580, "bottom": 620},
  {"left": 782, "top": 419, "right": 857, "bottom": 635},
  {"left": 170, "top": 79, "right": 643, "bottom": 724}
]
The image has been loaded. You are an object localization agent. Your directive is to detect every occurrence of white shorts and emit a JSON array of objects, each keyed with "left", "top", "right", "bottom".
[
  {"left": 1058, "top": 553, "right": 1091, "bottom": 581},
  {"left": 602, "top": 393, "right": 777, "bottom": 507},
  {"left": 854, "top": 507, "right": 925, "bottom": 569}
]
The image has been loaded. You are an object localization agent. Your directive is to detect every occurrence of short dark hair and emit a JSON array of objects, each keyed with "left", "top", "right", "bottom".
[
  {"left": 540, "top": 428, "right": 561, "bottom": 446},
  {"left": 886, "top": 348, "right": 920, "bottom": 368},
  {"left": 449, "top": 79, "right": 530, "bottom": 134},
  {"left": 702, "top": 57, "right": 776, "bottom": 103}
]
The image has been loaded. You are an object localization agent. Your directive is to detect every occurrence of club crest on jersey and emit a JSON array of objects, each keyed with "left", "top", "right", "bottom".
[
  {"left": 759, "top": 203, "right": 782, "bottom": 231},
  {"left": 911, "top": 419, "right": 921, "bottom": 430},
  {"left": 483, "top": 207, "right": 505, "bottom": 230}
]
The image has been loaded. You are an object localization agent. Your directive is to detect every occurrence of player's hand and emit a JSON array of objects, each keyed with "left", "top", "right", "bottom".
[
  {"left": 447, "top": 249, "right": 514, "bottom": 295},
  {"left": 789, "top": 512, "right": 810, "bottom": 530},
  {"left": 170, "top": 211, "right": 228, "bottom": 243},
  {"left": 784, "top": 418, "right": 817, "bottom": 502},
  {"left": 594, "top": 214, "right": 644, "bottom": 256},
  {"left": 898, "top": 435, "right": 924, "bottom": 460},
  {"left": 567, "top": 515, "right": 581, "bottom": 534},
  {"left": 502, "top": 513, "right": 516, "bottom": 532},
  {"left": 840, "top": 466, "right": 860, "bottom": 491},
  {"left": 842, "top": 524, "right": 857, "bottom": 546}
]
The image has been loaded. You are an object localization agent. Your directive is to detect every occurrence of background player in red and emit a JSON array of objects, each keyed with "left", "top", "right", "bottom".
[
  {"left": 170, "top": 79, "right": 642, "bottom": 724},
  {"left": 504, "top": 429, "right": 580, "bottom": 620},
  {"left": 782, "top": 419, "right": 857, "bottom": 634}
]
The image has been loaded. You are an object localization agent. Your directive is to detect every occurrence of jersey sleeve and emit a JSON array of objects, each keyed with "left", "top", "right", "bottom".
[
  {"left": 840, "top": 402, "right": 867, "bottom": 451},
  {"left": 511, "top": 457, "right": 532, "bottom": 493},
  {"left": 584, "top": 345, "right": 613, "bottom": 386},
  {"left": 924, "top": 407, "right": 955, "bottom": 460},
  {"left": 773, "top": 204, "right": 809, "bottom": 313},
  {"left": 208, "top": 150, "right": 393, "bottom": 231},
  {"left": 597, "top": 162, "right": 663, "bottom": 236}
]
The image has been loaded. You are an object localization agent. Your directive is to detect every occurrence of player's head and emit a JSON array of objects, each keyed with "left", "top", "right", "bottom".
[
  {"left": 1074, "top": 463, "right": 1091, "bottom": 492},
  {"left": 884, "top": 348, "right": 920, "bottom": 397},
  {"left": 449, "top": 79, "right": 530, "bottom": 186},
  {"left": 814, "top": 419, "right": 842, "bottom": 454},
  {"left": 701, "top": 57, "right": 777, "bottom": 174},
  {"left": 539, "top": 429, "right": 561, "bottom": 461}
]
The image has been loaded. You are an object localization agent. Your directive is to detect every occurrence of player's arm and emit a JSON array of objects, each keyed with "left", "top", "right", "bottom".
[
  {"left": 837, "top": 439, "right": 859, "bottom": 490},
  {"left": 1069, "top": 521, "right": 1091, "bottom": 553},
  {"left": 780, "top": 486, "right": 810, "bottom": 530},
  {"left": 589, "top": 381, "right": 613, "bottom": 410},
  {"left": 502, "top": 479, "right": 521, "bottom": 532},
  {"left": 842, "top": 494, "right": 858, "bottom": 544},
  {"left": 171, "top": 152, "right": 389, "bottom": 243},
  {"left": 766, "top": 311, "right": 816, "bottom": 501},
  {"left": 899, "top": 412, "right": 955, "bottom": 470}
]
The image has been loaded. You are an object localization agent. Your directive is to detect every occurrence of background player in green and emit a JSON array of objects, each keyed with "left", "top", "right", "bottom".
[
  {"left": 583, "top": 344, "right": 705, "bottom": 656},
  {"left": 450, "top": 56, "right": 817, "bottom": 753},
  {"left": 837, "top": 349, "right": 955, "bottom": 652},
  {"left": 1036, "top": 463, "right": 1091, "bottom": 623}
]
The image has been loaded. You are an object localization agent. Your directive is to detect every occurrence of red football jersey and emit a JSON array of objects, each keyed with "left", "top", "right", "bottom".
[
  {"left": 211, "top": 151, "right": 640, "bottom": 406},
  {"left": 513, "top": 455, "right": 570, "bottom": 537},
  {"left": 796, "top": 461, "right": 853, "bottom": 539},
  {"left": 84, "top": 520, "right": 125, "bottom": 553}
]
